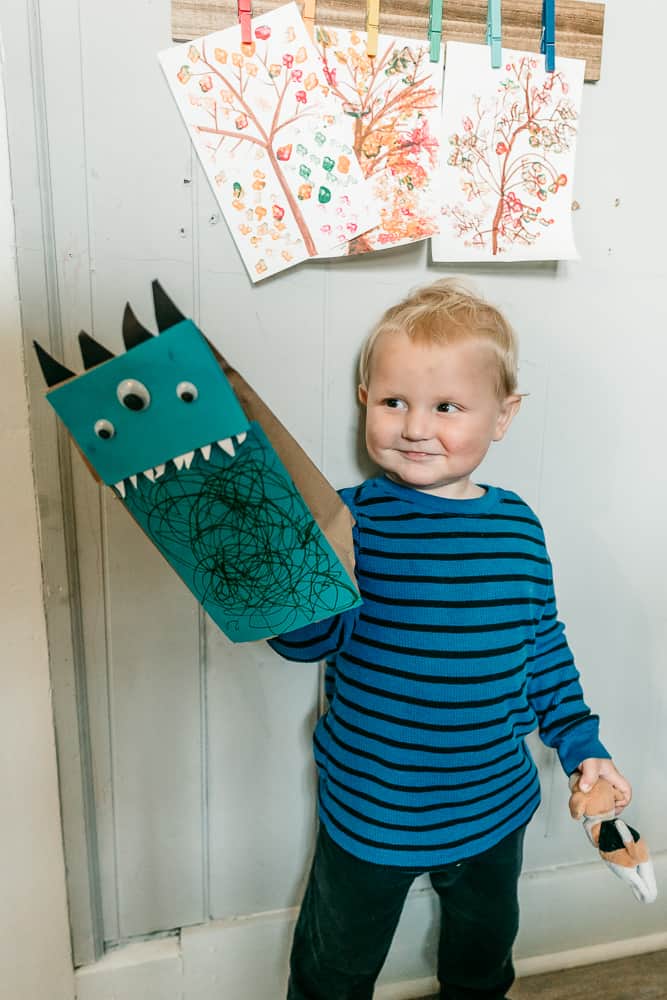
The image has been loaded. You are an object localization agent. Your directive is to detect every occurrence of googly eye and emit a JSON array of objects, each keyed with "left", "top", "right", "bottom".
[
  {"left": 176, "top": 381, "right": 199, "bottom": 403},
  {"left": 117, "top": 379, "right": 151, "bottom": 411},
  {"left": 94, "top": 419, "right": 115, "bottom": 440}
]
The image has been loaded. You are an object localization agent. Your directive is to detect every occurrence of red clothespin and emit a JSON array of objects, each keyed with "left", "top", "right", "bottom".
[{"left": 238, "top": 0, "right": 252, "bottom": 45}]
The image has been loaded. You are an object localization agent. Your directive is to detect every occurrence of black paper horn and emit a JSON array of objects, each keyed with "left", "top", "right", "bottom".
[
  {"left": 78, "top": 330, "right": 115, "bottom": 370},
  {"left": 152, "top": 279, "right": 186, "bottom": 332},
  {"left": 122, "top": 303, "right": 154, "bottom": 350},
  {"left": 33, "top": 340, "right": 75, "bottom": 387}
]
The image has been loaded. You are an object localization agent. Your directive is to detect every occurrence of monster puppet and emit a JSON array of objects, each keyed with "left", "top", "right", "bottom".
[{"left": 34, "top": 283, "right": 361, "bottom": 642}]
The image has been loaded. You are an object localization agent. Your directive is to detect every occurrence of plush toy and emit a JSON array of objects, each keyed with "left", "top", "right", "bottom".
[{"left": 568, "top": 774, "right": 657, "bottom": 904}]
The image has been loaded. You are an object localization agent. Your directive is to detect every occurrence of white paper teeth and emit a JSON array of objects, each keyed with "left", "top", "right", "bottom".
[
  {"left": 236, "top": 432, "right": 247, "bottom": 445},
  {"left": 172, "top": 450, "right": 195, "bottom": 470},
  {"left": 114, "top": 480, "right": 126, "bottom": 499},
  {"left": 200, "top": 444, "right": 212, "bottom": 461},
  {"left": 218, "top": 437, "right": 235, "bottom": 458},
  {"left": 154, "top": 464, "right": 166, "bottom": 478},
  {"left": 143, "top": 468, "right": 155, "bottom": 482},
  {"left": 129, "top": 474, "right": 138, "bottom": 489}
]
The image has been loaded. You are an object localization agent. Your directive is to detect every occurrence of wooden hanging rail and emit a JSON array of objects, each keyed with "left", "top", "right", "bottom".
[{"left": 171, "top": 0, "right": 605, "bottom": 81}]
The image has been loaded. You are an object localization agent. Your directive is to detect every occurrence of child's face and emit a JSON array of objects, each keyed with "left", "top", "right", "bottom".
[{"left": 358, "top": 331, "right": 520, "bottom": 499}]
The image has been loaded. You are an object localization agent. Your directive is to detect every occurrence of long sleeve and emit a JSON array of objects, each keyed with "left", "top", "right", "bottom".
[
  {"left": 268, "top": 475, "right": 614, "bottom": 868},
  {"left": 527, "top": 583, "right": 610, "bottom": 775},
  {"left": 267, "top": 602, "right": 360, "bottom": 662}
]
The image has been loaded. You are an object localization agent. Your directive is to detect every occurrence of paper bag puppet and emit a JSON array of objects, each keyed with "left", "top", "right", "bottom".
[{"left": 34, "top": 282, "right": 360, "bottom": 642}]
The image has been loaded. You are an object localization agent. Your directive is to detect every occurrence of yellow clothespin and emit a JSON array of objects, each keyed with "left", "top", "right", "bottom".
[
  {"left": 366, "top": 0, "right": 380, "bottom": 58},
  {"left": 302, "top": 0, "right": 316, "bottom": 41}
]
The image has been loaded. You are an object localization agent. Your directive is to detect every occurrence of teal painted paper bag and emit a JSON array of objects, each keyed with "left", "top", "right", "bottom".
[{"left": 34, "top": 282, "right": 360, "bottom": 642}]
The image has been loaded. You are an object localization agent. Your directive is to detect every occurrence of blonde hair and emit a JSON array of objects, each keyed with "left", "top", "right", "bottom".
[{"left": 359, "top": 278, "right": 519, "bottom": 398}]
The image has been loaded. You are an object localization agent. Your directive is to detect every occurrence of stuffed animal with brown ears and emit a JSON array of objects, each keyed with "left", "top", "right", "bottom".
[{"left": 568, "top": 775, "right": 657, "bottom": 904}]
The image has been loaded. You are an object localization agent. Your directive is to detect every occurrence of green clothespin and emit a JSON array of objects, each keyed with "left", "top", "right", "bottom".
[
  {"left": 428, "top": 0, "right": 443, "bottom": 62},
  {"left": 486, "top": 0, "right": 502, "bottom": 69}
]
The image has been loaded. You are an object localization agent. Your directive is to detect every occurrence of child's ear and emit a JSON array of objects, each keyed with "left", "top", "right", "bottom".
[
  {"left": 493, "top": 394, "right": 521, "bottom": 441},
  {"left": 358, "top": 384, "right": 368, "bottom": 406}
]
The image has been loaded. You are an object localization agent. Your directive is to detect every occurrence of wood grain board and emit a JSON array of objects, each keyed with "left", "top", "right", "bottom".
[{"left": 172, "top": 0, "right": 605, "bottom": 80}]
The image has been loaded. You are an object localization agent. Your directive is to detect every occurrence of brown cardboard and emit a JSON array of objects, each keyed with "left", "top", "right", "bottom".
[{"left": 213, "top": 346, "right": 357, "bottom": 588}]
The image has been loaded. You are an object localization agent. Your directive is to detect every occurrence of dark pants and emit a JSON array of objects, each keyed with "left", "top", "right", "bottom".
[{"left": 287, "top": 824, "right": 525, "bottom": 1000}]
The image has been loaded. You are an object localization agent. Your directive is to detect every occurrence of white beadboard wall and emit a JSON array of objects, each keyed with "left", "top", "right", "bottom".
[
  {"left": 1, "top": 0, "right": 666, "bottom": 996},
  {"left": 0, "top": 33, "right": 74, "bottom": 1000}
]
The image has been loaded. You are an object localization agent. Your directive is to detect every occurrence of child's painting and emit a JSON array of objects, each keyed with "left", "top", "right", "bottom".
[
  {"left": 315, "top": 27, "right": 443, "bottom": 255},
  {"left": 34, "top": 283, "right": 361, "bottom": 642},
  {"left": 158, "top": 3, "right": 379, "bottom": 281},
  {"left": 431, "top": 42, "right": 585, "bottom": 262}
]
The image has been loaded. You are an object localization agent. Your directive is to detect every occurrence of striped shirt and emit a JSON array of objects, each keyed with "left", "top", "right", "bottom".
[{"left": 269, "top": 476, "right": 609, "bottom": 868}]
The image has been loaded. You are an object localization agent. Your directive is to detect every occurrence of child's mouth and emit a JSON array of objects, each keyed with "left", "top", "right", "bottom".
[{"left": 400, "top": 450, "right": 438, "bottom": 460}]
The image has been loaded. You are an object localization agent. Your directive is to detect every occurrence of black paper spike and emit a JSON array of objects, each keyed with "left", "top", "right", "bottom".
[
  {"left": 78, "top": 330, "right": 115, "bottom": 370},
  {"left": 33, "top": 340, "right": 76, "bottom": 387},
  {"left": 122, "top": 303, "right": 154, "bottom": 350},
  {"left": 152, "top": 279, "right": 186, "bottom": 332}
]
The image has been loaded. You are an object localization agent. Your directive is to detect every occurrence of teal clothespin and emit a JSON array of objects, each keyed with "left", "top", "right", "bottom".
[
  {"left": 541, "top": 0, "right": 556, "bottom": 72},
  {"left": 486, "top": 0, "right": 502, "bottom": 69},
  {"left": 428, "top": 0, "right": 443, "bottom": 62}
]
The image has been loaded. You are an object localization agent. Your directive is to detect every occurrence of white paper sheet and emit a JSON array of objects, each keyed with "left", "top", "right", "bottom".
[
  {"left": 432, "top": 42, "right": 585, "bottom": 262},
  {"left": 159, "top": 3, "right": 379, "bottom": 281},
  {"left": 313, "top": 27, "right": 444, "bottom": 256}
]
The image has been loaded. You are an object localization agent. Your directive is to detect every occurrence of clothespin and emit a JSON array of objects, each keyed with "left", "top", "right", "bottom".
[
  {"left": 302, "top": 0, "right": 316, "bottom": 41},
  {"left": 238, "top": 0, "right": 252, "bottom": 46},
  {"left": 366, "top": 0, "right": 380, "bottom": 58},
  {"left": 486, "top": 0, "right": 502, "bottom": 69},
  {"left": 541, "top": 0, "right": 556, "bottom": 72},
  {"left": 428, "top": 0, "right": 443, "bottom": 62}
]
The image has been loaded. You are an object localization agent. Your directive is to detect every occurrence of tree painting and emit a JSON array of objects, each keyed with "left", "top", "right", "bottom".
[
  {"left": 159, "top": 4, "right": 376, "bottom": 280},
  {"left": 314, "top": 28, "right": 442, "bottom": 255},
  {"left": 433, "top": 43, "right": 585, "bottom": 262}
]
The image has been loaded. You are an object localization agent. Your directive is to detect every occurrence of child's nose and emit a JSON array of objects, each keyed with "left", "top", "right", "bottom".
[{"left": 402, "top": 409, "right": 431, "bottom": 440}]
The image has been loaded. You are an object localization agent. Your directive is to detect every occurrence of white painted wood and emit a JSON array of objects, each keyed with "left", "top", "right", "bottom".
[
  {"left": 69, "top": 852, "right": 667, "bottom": 998},
  {"left": 181, "top": 912, "right": 296, "bottom": 998},
  {"left": 76, "top": 938, "right": 183, "bottom": 1000},
  {"left": 206, "top": 631, "right": 319, "bottom": 918},
  {"left": 0, "top": 42, "right": 75, "bottom": 999},
  {"left": 104, "top": 497, "right": 205, "bottom": 936},
  {"left": 6, "top": 0, "right": 667, "bottom": 991},
  {"left": 74, "top": 0, "right": 206, "bottom": 940},
  {"left": 1, "top": 0, "right": 106, "bottom": 964}
]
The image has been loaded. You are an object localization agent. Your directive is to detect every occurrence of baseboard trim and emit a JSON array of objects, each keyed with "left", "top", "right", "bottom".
[
  {"left": 374, "top": 931, "right": 667, "bottom": 999},
  {"left": 515, "top": 930, "right": 667, "bottom": 978}
]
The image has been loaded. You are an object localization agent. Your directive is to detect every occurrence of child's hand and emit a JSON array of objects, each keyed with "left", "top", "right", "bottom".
[{"left": 576, "top": 758, "right": 632, "bottom": 814}]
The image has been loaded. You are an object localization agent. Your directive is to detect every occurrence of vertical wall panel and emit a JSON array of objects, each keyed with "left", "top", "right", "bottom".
[
  {"left": 197, "top": 230, "right": 328, "bottom": 918},
  {"left": 206, "top": 634, "right": 319, "bottom": 917},
  {"left": 77, "top": 0, "right": 205, "bottom": 939}
]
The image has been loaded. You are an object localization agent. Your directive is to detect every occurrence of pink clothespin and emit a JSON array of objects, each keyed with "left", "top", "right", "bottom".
[{"left": 238, "top": 0, "right": 252, "bottom": 45}]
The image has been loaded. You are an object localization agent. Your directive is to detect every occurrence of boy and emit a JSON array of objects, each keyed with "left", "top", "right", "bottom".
[{"left": 269, "top": 278, "right": 630, "bottom": 1000}]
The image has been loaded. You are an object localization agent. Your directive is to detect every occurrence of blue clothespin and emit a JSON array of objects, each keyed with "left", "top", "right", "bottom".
[
  {"left": 541, "top": 0, "right": 556, "bottom": 72},
  {"left": 486, "top": 0, "right": 502, "bottom": 69},
  {"left": 428, "top": 0, "right": 443, "bottom": 62}
]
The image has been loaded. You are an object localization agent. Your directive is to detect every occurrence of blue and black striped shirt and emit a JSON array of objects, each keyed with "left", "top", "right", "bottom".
[{"left": 269, "top": 476, "right": 609, "bottom": 868}]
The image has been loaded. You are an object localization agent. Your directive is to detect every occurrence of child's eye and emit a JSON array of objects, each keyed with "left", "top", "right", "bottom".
[
  {"left": 383, "top": 398, "right": 406, "bottom": 410},
  {"left": 437, "top": 402, "right": 459, "bottom": 413}
]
